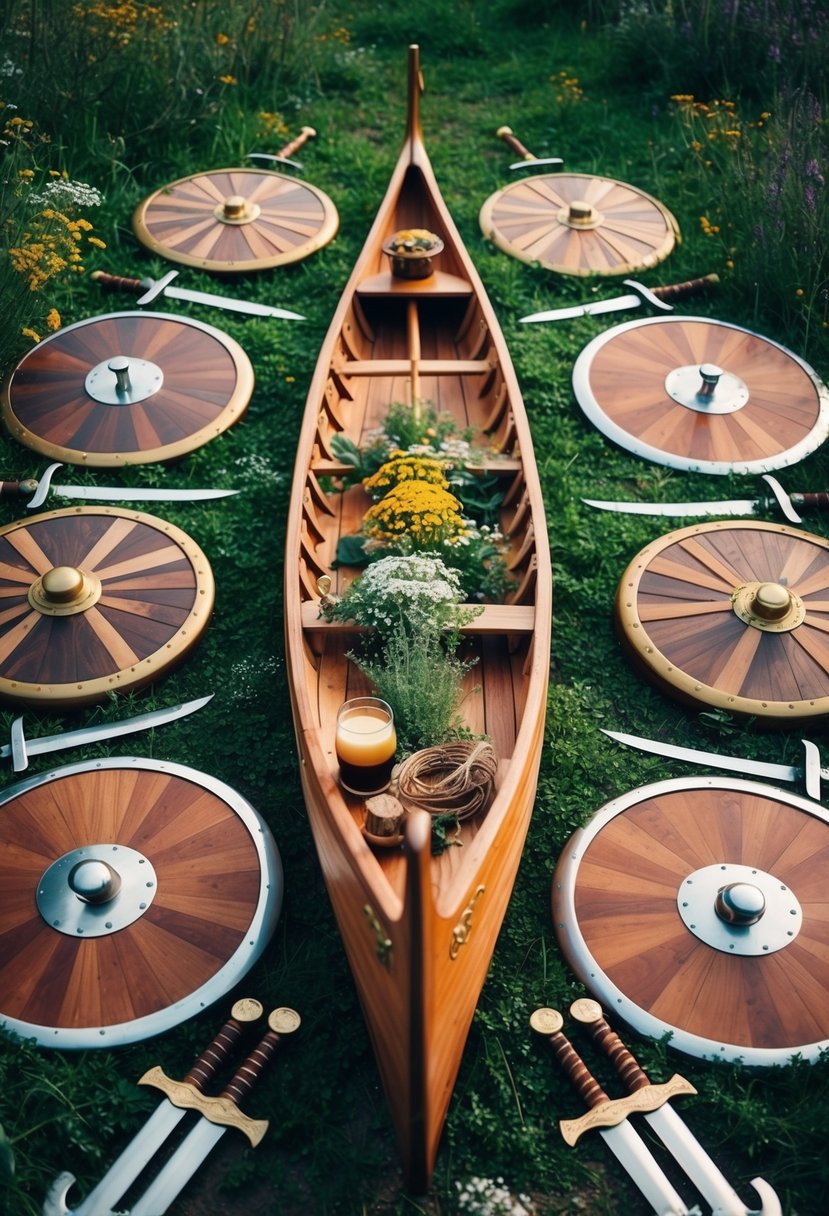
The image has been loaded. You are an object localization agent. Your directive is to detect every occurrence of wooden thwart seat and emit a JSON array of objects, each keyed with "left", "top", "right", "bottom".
[
  {"left": 300, "top": 600, "right": 534, "bottom": 633},
  {"left": 334, "top": 358, "right": 495, "bottom": 377}
]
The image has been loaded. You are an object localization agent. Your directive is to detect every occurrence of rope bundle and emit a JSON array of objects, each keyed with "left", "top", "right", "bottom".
[{"left": 395, "top": 741, "right": 498, "bottom": 820}]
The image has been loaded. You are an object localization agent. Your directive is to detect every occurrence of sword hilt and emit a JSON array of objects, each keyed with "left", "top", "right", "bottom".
[
  {"left": 0, "top": 478, "right": 39, "bottom": 498},
  {"left": 570, "top": 998, "right": 652, "bottom": 1091},
  {"left": 530, "top": 1007, "right": 611, "bottom": 1111},
  {"left": 496, "top": 125, "right": 535, "bottom": 161},
  {"left": 791, "top": 491, "right": 829, "bottom": 509},
  {"left": 651, "top": 273, "right": 719, "bottom": 302},
  {"left": 182, "top": 997, "right": 264, "bottom": 1090},
  {"left": 277, "top": 125, "right": 316, "bottom": 161},
  {"left": 90, "top": 269, "right": 145, "bottom": 295},
  {"left": 220, "top": 1006, "right": 301, "bottom": 1109}
]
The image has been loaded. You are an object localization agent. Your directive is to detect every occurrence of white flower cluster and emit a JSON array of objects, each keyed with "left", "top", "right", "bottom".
[
  {"left": 456, "top": 1176, "right": 534, "bottom": 1216},
  {"left": 29, "top": 178, "right": 103, "bottom": 209},
  {"left": 334, "top": 553, "right": 467, "bottom": 637}
]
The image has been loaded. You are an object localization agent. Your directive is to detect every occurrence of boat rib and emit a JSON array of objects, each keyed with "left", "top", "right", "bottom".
[{"left": 283, "top": 44, "right": 552, "bottom": 1190}]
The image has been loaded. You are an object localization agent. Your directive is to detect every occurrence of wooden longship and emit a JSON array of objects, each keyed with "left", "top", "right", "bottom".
[{"left": 283, "top": 46, "right": 552, "bottom": 1189}]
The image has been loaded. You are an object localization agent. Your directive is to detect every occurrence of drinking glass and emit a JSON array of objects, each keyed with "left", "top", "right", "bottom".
[{"left": 335, "top": 697, "right": 397, "bottom": 796}]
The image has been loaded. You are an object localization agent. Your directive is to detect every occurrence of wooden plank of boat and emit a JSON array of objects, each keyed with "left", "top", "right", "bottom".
[{"left": 283, "top": 44, "right": 552, "bottom": 1191}]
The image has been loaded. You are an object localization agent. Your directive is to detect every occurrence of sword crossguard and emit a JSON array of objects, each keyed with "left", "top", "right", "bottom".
[{"left": 558, "top": 1075, "right": 698, "bottom": 1146}]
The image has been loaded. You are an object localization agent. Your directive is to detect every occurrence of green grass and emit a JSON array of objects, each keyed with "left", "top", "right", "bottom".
[{"left": 1, "top": 3, "right": 828, "bottom": 1214}]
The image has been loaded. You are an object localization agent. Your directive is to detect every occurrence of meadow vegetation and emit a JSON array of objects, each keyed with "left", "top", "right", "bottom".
[{"left": 1, "top": 2, "right": 827, "bottom": 1213}]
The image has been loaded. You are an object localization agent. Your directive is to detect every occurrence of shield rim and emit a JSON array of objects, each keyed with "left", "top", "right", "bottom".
[
  {"left": 571, "top": 314, "right": 829, "bottom": 473},
  {"left": 0, "top": 755, "right": 283, "bottom": 1049},
  {"left": 552, "top": 773, "right": 829, "bottom": 1066}
]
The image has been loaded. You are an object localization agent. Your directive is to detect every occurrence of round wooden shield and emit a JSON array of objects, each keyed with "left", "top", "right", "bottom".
[
  {"left": 0, "top": 506, "right": 213, "bottom": 709},
  {"left": 553, "top": 775, "right": 829, "bottom": 1065},
  {"left": 615, "top": 519, "right": 829, "bottom": 724},
  {"left": 479, "top": 172, "right": 678, "bottom": 276},
  {"left": 572, "top": 315, "right": 829, "bottom": 473},
  {"left": 132, "top": 167, "right": 339, "bottom": 272},
  {"left": 0, "top": 757, "right": 282, "bottom": 1048},
  {"left": 1, "top": 311, "right": 254, "bottom": 467}
]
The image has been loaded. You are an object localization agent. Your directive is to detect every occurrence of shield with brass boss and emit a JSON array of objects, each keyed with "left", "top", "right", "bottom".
[
  {"left": 615, "top": 519, "right": 829, "bottom": 723},
  {"left": 132, "top": 166, "right": 339, "bottom": 272},
  {"left": 0, "top": 505, "right": 213, "bottom": 709},
  {"left": 571, "top": 314, "right": 829, "bottom": 472},
  {"left": 0, "top": 756, "right": 282, "bottom": 1049},
  {"left": 553, "top": 774, "right": 829, "bottom": 1066},
  {"left": 1, "top": 311, "right": 253, "bottom": 467},
  {"left": 479, "top": 172, "right": 678, "bottom": 276}
]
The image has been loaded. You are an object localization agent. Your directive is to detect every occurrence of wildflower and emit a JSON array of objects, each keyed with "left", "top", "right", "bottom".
[
  {"left": 219, "top": 74, "right": 237, "bottom": 85},
  {"left": 22, "top": 327, "right": 41, "bottom": 342},
  {"left": 45, "top": 308, "right": 61, "bottom": 331},
  {"left": 215, "top": 32, "right": 230, "bottom": 45}
]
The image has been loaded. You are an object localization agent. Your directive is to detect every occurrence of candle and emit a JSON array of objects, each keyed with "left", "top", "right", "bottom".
[{"left": 336, "top": 697, "right": 396, "bottom": 796}]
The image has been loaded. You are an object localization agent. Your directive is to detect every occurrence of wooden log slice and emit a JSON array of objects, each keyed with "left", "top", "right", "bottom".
[
  {"left": 479, "top": 172, "right": 678, "bottom": 276},
  {"left": 132, "top": 167, "right": 339, "bottom": 272},
  {"left": 615, "top": 519, "right": 829, "bottom": 723},
  {"left": 572, "top": 315, "right": 829, "bottom": 473},
  {"left": 0, "top": 506, "right": 213, "bottom": 708},
  {"left": 0, "top": 757, "right": 282, "bottom": 1048},
  {"left": 553, "top": 775, "right": 829, "bottom": 1065},
  {"left": 1, "top": 311, "right": 253, "bottom": 467}
]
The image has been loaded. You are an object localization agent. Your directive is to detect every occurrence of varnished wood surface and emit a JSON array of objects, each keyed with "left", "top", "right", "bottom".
[
  {"left": 616, "top": 519, "right": 829, "bottom": 721},
  {"left": 479, "top": 172, "right": 678, "bottom": 276},
  {"left": 0, "top": 507, "right": 213, "bottom": 707},
  {"left": 132, "top": 167, "right": 339, "bottom": 271},
  {"left": 562, "top": 783, "right": 829, "bottom": 1054},
  {"left": 0, "top": 766, "right": 264, "bottom": 1035},
  {"left": 283, "top": 47, "right": 552, "bottom": 1190},
  {"left": 575, "top": 316, "right": 827, "bottom": 470},
  {"left": 1, "top": 312, "right": 253, "bottom": 466}
]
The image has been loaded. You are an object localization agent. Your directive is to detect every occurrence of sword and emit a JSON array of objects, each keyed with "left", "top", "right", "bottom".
[
  {"left": 530, "top": 1007, "right": 698, "bottom": 1215},
  {"left": 128, "top": 1006, "right": 301, "bottom": 1215},
  {"left": 3, "top": 693, "right": 213, "bottom": 772},
  {"left": 246, "top": 124, "right": 317, "bottom": 171},
  {"left": 42, "top": 998, "right": 264, "bottom": 1216},
  {"left": 1, "top": 462, "right": 238, "bottom": 512},
  {"left": 570, "top": 998, "right": 782, "bottom": 1216},
  {"left": 519, "top": 274, "right": 719, "bottom": 324},
  {"left": 496, "top": 125, "right": 564, "bottom": 170},
  {"left": 581, "top": 473, "right": 822, "bottom": 526},
  {"left": 90, "top": 269, "right": 305, "bottom": 320},
  {"left": 601, "top": 729, "right": 826, "bottom": 803}
]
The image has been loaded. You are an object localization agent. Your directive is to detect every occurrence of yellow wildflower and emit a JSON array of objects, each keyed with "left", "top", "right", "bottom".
[
  {"left": 46, "top": 308, "right": 61, "bottom": 331},
  {"left": 219, "top": 74, "right": 237, "bottom": 85}
]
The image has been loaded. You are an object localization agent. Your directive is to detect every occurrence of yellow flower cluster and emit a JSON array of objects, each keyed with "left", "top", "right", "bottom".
[
  {"left": 9, "top": 209, "right": 105, "bottom": 291},
  {"left": 551, "top": 69, "right": 585, "bottom": 105},
  {"left": 363, "top": 452, "right": 448, "bottom": 498},
  {"left": 73, "top": 1, "right": 177, "bottom": 46},
  {"left": 363, "top": 481, "right": 466, "bottom": 547},
  {"left": 671, "top": 94, "right": 770, "bottom": 165}
]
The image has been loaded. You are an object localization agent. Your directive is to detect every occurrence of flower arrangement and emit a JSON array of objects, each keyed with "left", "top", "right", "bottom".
[
  {"left": 382, "top": 228, "right": 444, "bottom": 278},
  {"left": 363, "top": 478, "right": 467, "bottom": 548}
]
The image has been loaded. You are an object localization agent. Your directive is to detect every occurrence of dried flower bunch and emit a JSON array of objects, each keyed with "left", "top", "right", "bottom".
[{"left": 384, "top": 227, "right": 442, "bottom": 253}]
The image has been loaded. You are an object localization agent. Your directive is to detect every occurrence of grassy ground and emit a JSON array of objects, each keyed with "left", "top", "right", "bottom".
[{"left": 1, "top": 4, "right": 828, "bottom": 1214}]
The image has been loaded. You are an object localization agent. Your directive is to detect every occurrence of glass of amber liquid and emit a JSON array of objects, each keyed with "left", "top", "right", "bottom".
[{"left": 335, "top": 697, "right": 397, "bottom": 796}]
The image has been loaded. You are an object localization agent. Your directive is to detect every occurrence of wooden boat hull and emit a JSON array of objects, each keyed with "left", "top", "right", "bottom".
[{"left": 284, "top": 46, "right": 552, "bottom": 1190}]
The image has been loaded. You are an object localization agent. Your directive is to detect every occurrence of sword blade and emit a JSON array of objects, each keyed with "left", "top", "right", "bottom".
[
  {"left": 71, "top": 1101, "right": 189, "bottom": 1216},
  {"left": 642, "top": 1104, "right": 775, "bottom": 1216},
  {"left": 520, "top": 293, "right": 642, "bottom": 323},
  {"left": 47, "top": 483, "right": 238, "bottom": 504},
  {"left": 161, "top": 283, "right": 305, "bottom": 320},
  {"left": 0, "top": 695, "right": 213, "bottom": 765},
  {"left": 601, "top": 728, "right": 811, "bottom": 785},
  {"left": 129, "top": 1118, "right": 225, "bottom": 1215},
  {"left": 599, "top": 1117, "right": 692, "bottom": 1214},
  {"left": 582, "top": 496, "right": 760, "bottom": 517}
]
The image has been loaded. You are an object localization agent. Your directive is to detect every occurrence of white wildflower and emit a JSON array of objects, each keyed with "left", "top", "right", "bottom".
[{"left": 29, "top": 178, "right": 104, "bottom": 208}]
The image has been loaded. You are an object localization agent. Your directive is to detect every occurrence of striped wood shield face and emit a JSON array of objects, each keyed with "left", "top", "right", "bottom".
[
  {"left": 571, "top": 315, "right": 829, "bottom": 473},
  {"left": 479, "top": 172, "right": 678, "bottom": 276},
  {"left": 615, "top": 518, "right": 829, "bottom": 723},
  {"left": 0, "top": 506, "right": 214, "bottom": 708},
  {"left": 132, "top": 166, "right": 339, "bottom": 272},
  {"left": 0, "top": 757, "right": 282, "bottom": 1048},
  {"left": 1, "top": 311, "right": 254, "bottom": 467},
  {"left": 553, "top": 775, "right": 829, "bottom": 1065}
]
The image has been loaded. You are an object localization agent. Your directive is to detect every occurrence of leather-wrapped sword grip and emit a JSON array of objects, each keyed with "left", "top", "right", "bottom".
[
  {"left": 277, "top": 126, "right": 316, "bottom": 159},
  {"left": 90, "top": 270, "right": 144, "bottom": 294},
  {"left": 0, "top": 479, "right": 38, "bottom": 498},
  {"left": 496, "top": 125, "right": 535, "bottom": 161},
  {"left": 570, "top": 999, "right": 651, "bottom": 1092},
  {"left": 792, "top": 492, "right": 829, "bottom": 510},
  {"left": 182, "top": 998, "right": 264, "bottom": 1090},
  {"left": 220, "top": 1007, "right": 301, "bottom": 1107},
  {"left": 652, "top": 273, "right": 719, "bottom": 301}
]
